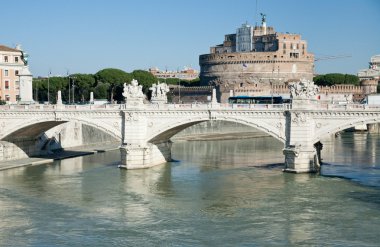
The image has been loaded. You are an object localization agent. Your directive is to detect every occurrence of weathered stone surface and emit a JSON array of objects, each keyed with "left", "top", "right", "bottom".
[{"left": 1, "top": 80, "right": 380, "bottom": 173}]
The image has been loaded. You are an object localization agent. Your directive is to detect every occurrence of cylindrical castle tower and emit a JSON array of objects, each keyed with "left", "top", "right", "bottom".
[{"left": 199, "top": 16, "right": 314, "bottom": 102}]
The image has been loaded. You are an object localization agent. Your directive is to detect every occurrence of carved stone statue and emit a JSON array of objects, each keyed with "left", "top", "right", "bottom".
[
  {"left": 149, "top": 82, "right": 169, "bottom": 103},
  {"left": 123, "top": 79, "right": 144, "bottom": 98},
  {"left": 21, "top": 51, "right": 29, "bottom": 65},
  {"left": 289, "top": 79, "right": 319, "bottom": 99},
  {"left": 123, "top": 79, "right": 145, "bottom": 106}
]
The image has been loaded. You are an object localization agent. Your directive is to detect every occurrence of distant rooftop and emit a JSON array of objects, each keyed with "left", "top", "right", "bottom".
[
  {"left": 0, "top": 45, "right": 20, "bottom": 52},
  {"left": 371, "top": 55, "right": 380, "bottom": 64}
]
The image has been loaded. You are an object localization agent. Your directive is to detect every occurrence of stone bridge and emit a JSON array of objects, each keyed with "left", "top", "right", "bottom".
[{"left": 1, "top": 79, "right": 380, "bottom": 173}]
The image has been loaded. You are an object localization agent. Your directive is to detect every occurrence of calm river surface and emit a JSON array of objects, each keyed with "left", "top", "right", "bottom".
[{"left": 1, "top": 132, "right": 380, "bottom": 246}]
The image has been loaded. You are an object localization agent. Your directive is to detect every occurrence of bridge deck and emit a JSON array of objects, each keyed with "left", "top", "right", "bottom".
[{"left": 1, "top": 103, "right": 380, "bottom": 111}]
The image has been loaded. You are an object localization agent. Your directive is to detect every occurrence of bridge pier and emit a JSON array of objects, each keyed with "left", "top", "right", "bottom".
[
  {"left": 282, "top": 92, "right": 322, "bottom": 173},
  {"left": 283, "top": 146, "right": 320, "bottom": 173},
  {"left": 119, "top": 141, "right": 172, "bottom": 169}
]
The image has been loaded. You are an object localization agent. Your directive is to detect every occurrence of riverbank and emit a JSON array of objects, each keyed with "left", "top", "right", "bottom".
[
  {"left": 0, "top": 143, "right": 120, "bottom": 171},
  {"left": 172, "top": 131, "right": 269, "bottom": 141}
]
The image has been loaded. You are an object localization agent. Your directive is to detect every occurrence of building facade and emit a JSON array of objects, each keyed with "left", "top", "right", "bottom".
[
  {"left": 149, "top": 67, "right": 199, "bottom": 81},
  {"left": 199, "top": 15, "right": 314, "bottom": 102},
  {"left": 358, "top": 54, "right": 380, "bottom": 80},
  {"left": 236, "top": 23, "right": 253, "bottom": 52},
  {"left": 0, "top": 44, "right": 33, "bottom": 103}
]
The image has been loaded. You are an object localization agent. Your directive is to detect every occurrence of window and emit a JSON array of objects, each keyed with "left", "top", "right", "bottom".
[
  {"left": 15, "top": 70, "right": 19, "bottom": 76},
  {"left": 5, "top": 80, "right": 10, "bottom": 89},
  {"left": 290, "top": 52, "right": 299, "bottom": 58},
  {"left": 4, "top": 56, "right": 8, "bottom": 62},
  {"left": 15, "top": 56, "right": 19, "bottom": 63},
  {"left": 4, "top": 70, "right": 8, "bottom": 76},
  {"left": 5, "top": 95, "right": 10, "bottom": 101},
  {"left": 15, "top": 80, "right": 20, "bottom": 90},
  {"left": 283, "top": 43, "right": 286, "bottom": 49}
]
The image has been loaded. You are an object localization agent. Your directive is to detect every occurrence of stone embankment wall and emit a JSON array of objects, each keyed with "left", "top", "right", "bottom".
[
  {"left": 199, "top": 52, "right": 314, "bottom": 88},
  {"left": 0, "top": 122, "right": 120, "bottom": 161}
]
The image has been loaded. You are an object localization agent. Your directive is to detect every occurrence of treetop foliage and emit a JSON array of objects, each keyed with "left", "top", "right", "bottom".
[
  {"left": 33, "top": 70, "right": 363, "bottom": 103},
  {"left": 33, "top": 68, "right": 200, "bottom": 103},
  {"left": 95, "top": 68, "right": 132, "bottom": 86},
  {"left": 313, "top": 73, "right": 360, "bottom": 86}
]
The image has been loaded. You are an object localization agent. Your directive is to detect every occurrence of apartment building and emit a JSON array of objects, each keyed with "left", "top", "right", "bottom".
[{"left": 0, "top": 44, "right": 31, "bottom": 103}]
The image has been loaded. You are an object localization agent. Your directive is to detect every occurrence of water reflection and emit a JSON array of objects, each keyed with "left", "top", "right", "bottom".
[
  {"left": 173, "top": 137, "right": 284, "bottom": 171},
  {"left": 321, "top": 132, "right": 380, "bottom": 187},
  {"left": 0, "top": 134, "right": 380, "bottom": 246}
]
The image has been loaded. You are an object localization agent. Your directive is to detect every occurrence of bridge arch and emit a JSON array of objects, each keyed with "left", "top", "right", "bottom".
[
  {"left": 2, "top": 117, "right": 122, "bottom": 141},
  {"left": 313, "top": 117, "right": 380, "bottom": 144},
  {"left": 147, "top": 116, "right": 285, "bottom": 144}
]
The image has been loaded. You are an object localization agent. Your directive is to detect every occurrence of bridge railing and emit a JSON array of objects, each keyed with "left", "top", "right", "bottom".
[
  {"left": 1, "top": 102, "right": 380, "bottom": 111},
  {"left": 0, "top": 104, "right": 122, "bottom": 111},
  {"left": 312, "top": 103, "right": 380, "bottom": 111},
  {"left": 143, "top": 103, "right": 290, "bottom": 110}
]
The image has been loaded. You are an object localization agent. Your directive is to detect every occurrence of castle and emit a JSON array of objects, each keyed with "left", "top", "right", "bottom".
[{"left": 199, "top": 14, "right": 314, "bottom": 102}]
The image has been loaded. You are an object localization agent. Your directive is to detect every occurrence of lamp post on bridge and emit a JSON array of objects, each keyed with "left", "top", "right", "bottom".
[
  {"left": 177, "top": 67, "right": 181, "bottom": 103},
  {"left": 47, "top": 70, "right": 51, "bottom": 104},
  {"left": 67, "top": 75, "right": 76, "bottom": 104},
  {"left": 67, "top": 70, "right": 70, "bottom": 104},
  {"left": 72, "top": 77, "right": 75, "bottom": 104}
]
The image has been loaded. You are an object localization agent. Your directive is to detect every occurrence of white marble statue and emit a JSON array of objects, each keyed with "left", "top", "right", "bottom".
[
  {"left": 149, "top": 82, "right": 169, "bottom": 101},
  {"left": 123, "top": 79, "right": 144, "bottom": 99},
  {"left": 289, "top": 79, "right": 319, "bottom": 99}
]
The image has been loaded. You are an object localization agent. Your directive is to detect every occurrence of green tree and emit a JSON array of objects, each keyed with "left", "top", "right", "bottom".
[
  {"left": 313, "top": 73, "right": 360, "bottom": 86},
  {"left": 71, "top": 74, "right": 95, "bottom": 102},
  {"left": 94, "top": 83, "right": 110, "bottom": 100},
  {"left": 158, "top": 77, "right": 200, "bottom": 86},
  {"left": 182, "top": 78, "right": 201, "bottom": 87},
  {"left": 158, "top": 78, "right": 181, "bottom": 85},
  {"left": 95, "top": 68, "right": 132, "bottom": 102},
  {"left": 32, "top": 78, "right": 45, "bottom": 102},
  {"left": 131, "top": 70, "right": 157, "bottom": 93},
  {"left": 33, "top": 77, "right": 67, "bottom": 103}
]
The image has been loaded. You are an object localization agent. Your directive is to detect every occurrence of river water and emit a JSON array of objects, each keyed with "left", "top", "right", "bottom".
[{"left": 0, "top": 132, "right": 380, "bottom": 246}]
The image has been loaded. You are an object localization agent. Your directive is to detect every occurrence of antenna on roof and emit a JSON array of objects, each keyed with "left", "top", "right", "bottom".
[{"left": 255, "top": 0, "right": 258, "bottom": 26}]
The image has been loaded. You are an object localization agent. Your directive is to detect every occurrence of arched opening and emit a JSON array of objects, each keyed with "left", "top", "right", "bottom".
[
  {"left": 148, "top": 119, "right": 285, "bottom": 145},
  {"left": 0, "top": 120, "right": 121, "bottom": 162},
  {"left": 141, "top": 119, "right": 285, "bottom": 170},
  {"left": 313, "top": 119, "right": 380, "bottom": 172}
]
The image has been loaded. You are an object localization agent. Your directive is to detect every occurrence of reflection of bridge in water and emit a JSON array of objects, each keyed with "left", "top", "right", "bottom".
[{"left": 1, "top": 79, "right": 380, "bottom": 173}]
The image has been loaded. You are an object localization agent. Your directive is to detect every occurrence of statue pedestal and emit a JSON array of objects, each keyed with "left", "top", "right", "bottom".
[
  {"left": 18, "top": 66, "right": 34, "bottom": 104},
  {"left": 123, "top": 79, "right": 146, "bottom": 108},
  {"left": 125, "top": 98, "right": 144, "bottom": 108},
  {"left": 291, "top": 98, "right": 318, "bottom": 110},
  {"left": 151, "top": 99, "right": 167, "bottom": 105}
]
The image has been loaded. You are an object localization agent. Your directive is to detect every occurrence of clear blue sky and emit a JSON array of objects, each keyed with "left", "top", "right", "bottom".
[{"left": 2, "top": 0, "right": 379, "bottom": 77}]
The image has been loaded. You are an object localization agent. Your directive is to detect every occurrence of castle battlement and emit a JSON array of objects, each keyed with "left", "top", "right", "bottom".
[{"left": 199, "top": 15, "right": 314, "bottom": 94}]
